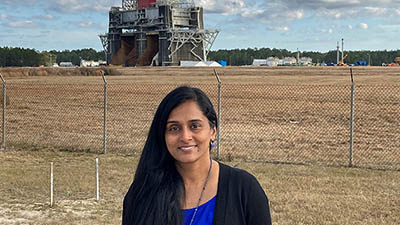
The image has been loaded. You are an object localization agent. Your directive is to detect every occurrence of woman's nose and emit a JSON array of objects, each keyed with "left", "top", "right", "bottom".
[{"left": 180, "top": 127, "right": 192, "bottom": 142}]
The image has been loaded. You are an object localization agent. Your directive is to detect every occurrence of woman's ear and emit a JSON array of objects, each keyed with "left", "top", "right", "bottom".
[{"left": 211, "top": 126, "right": 217, "bottom": 140}]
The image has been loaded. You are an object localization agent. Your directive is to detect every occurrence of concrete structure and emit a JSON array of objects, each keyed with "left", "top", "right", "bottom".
[{"left": 99, "top": 0, "right": 219, "bottom": 66}]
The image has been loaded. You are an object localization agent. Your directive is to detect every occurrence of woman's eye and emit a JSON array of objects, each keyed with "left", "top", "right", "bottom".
[
  {"left": 191, "top": 123, "right": 201, "bottom": 129},
  {"left": 167, "top": 126, "right": 179, "bottom": 132}
]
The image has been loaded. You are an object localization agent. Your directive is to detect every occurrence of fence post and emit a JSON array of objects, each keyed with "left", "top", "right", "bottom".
[
  {"left": 102, "top": 74, "right": 107, "bottom": 154},
  {"left": 96, "top": 158, "right": 99, "bottom": 201},
  {"left": 0, "top": 74, "right": 5, "bottom": 151},
  {"left": 349, "top": 69, "right": 355, "bottom": 167},
  {"left": 214, "top": 70, "right": 222, "bottom": 160},
  {"left": 50, "top": 162, "right": 54, "bottom": 207}
]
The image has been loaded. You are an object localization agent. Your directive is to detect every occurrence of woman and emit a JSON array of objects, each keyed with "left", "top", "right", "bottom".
[{"left": 123, "top": 86, "right": 271, "bottom": 225}]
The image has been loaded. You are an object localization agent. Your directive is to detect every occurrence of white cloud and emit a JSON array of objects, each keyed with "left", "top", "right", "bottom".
[
  {"left": 360, "top": 23, "right": 368, "bottom": 29},
  {"left": 274, "top": 26, "right": 289, "bottom": 32},
  {"left": 0, "top": 14, "right": 7, "bottom": 20},
  {"left": 240, "top": 8, "right": 264, "bottom": 18},
  {"left": 8, "top": 20, "right": 37, "bottom": 28},
  {"left": 321, "top": 28, "right": 333, "bottom": 33},
  {"left": 40, "top": 14, "right": 54, "bottom": 20},
  {"left": 365, "top": 7, "right": 387, "bottom": 16},
  {"left": 79, "top": 20, "right": 93, "bottom": 28},
  {"left": 49, "top": 0, "right": 120, "bottom": 13},
  {"left": 289, "top": 10, "right": 305, "bottom": 19},
  {"left": 198, "top": 0, "right": 246, "bottom": 15},
  {"left": 258, "top": 0, "right": 400, "bottom": 19},
  {"left": 348, "top": 25, "right": 353, "bottom": 29}
]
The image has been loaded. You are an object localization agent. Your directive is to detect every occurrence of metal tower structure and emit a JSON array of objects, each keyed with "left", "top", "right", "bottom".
[
  {"left": 99, "top": 0, "right": 219, "bottom": 66},
  {"left": 122, "top": 0, "right": 137, "bottom": 10}
]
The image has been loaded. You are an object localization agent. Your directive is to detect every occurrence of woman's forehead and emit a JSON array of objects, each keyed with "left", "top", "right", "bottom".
[{"left": 167, "top": 100, "right": 205, "bottom": 121}]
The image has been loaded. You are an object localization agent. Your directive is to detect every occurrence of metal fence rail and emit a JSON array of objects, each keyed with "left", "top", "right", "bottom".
[{"left": 0, "top": 76, "right": 399, "bottom": 170}]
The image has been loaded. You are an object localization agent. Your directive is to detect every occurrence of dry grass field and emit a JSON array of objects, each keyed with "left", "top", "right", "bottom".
[
  {"left": 0, "top": 148, "right": 399, "bottom": 225},
  {"left": 1, "top": 66, "right": 399, "bottom": 168},
  {"left": 0, "top": 66, "right": 399, "bottom": 224}
]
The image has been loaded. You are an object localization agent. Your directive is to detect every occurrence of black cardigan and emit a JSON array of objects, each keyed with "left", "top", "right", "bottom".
[
  {"left": 122, "top": 162, "right": 271, "bottom": 225},
  {"left": 212, "top": 162, "right": 271, "bottom": 225}
]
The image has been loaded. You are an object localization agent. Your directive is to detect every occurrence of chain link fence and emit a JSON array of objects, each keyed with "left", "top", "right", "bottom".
[
  {"left": 106, "top": 82, "right": 218, "bottom": 154},
  {"left": 353, "top": 85, "right": 400, "bottom": 169},
  {"left": 5, "top": 82, "right": 104, "bottom": 152},
  {"left": 0, "top": 75, "right": 399, "bottom": 170},
  {"left": 220, "top": 84, "right": 351, "bottom": 166}
]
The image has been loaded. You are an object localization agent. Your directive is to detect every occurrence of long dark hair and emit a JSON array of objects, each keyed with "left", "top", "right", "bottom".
[{"left": 123, "top": 86, "right": 217, "bottom": 225}]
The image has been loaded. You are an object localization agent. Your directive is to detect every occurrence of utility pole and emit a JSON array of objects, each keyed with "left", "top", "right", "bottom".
[
  {"left": 341, "top": 38, "right": 344, "bottom": 63},
  {"left": 337, "top": 41, "right": 340, "bottom": 65},
  {"left": 368, "top": 53, "right": 371, "bottom": 66}
]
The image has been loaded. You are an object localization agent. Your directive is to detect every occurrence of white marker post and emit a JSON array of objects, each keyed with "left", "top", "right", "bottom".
[
  {"left": 96, "top": 158, "right": 99, "bottom": 201},
  {"left": 50, "top": 162, "right": 54, "bottom": 207}
]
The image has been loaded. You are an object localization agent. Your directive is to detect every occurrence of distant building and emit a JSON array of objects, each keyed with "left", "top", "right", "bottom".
[
  {"left": 299, "top": 57, "right": 312, "bottom": 65},
  {"left": 80, "top": 60, "right": 107, "bottom": 67},
  {"left": 282, "top": 57, "right": 297, "bottom": 65},
  {"left": 180, "top": 61, "right": 221, "bottom": 67},
  {"left": 100, "top": 0, "right": 219, "bottom": 66},
  {"left": 266, "top": 57, "right": 279, "bottom": 66},
  {"left": 252, "top": 59, "right": 267, "bottom": 66},
  {"left": 59, "top": 62, "right": 74, "bottom": 67},
  {"left": 253, "top": 57, "right": 313, "bottom": 66}
]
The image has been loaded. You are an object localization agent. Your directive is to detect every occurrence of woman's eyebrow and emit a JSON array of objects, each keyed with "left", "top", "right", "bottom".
[
  {"left": 166, "top": 119, "right": 203, "bottom": 124},
  {"left": 189, "top": 119, "right": 203, "bottom": 122}
]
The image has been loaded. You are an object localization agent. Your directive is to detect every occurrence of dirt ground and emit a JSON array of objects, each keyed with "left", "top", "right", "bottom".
[
  {"left": 0, "top": 149, "right": 399, "bottom": 225},
  {"left": 1, "top": 65, "right": 400, "bottom": 84}
]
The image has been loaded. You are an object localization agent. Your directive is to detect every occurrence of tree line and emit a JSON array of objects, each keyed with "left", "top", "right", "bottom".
[
  {"left": 208, "top": 48, "right": 400, "bottom": 66},
  {"left": 0, "top": 47, "right": 105, "bottom": 67},
  {"left": 1, "top": 46, "right": 399, "bottom": 67}
]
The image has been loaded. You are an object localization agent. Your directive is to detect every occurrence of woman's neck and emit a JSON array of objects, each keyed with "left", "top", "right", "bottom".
[{"left": 176, "top": 157, "right": 212, "bottom": 185}]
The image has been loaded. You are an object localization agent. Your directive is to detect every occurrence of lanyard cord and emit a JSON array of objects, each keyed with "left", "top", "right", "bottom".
[{"left": 188, "top": 157, "right": 213, "bottom": 225}]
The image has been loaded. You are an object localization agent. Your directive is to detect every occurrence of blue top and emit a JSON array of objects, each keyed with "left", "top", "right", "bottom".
[{"left": 183, "top": 196, "right": 217, "bottom": 225}]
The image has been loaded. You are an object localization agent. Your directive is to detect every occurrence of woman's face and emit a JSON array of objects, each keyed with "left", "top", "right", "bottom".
[{"left": 165, "top": 100, "right": 216, "bottom": 165}]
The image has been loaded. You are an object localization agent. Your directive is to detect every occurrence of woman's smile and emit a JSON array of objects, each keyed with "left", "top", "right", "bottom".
[{"left": 178, "top": 145, "right": 197, "bottom": 152}]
